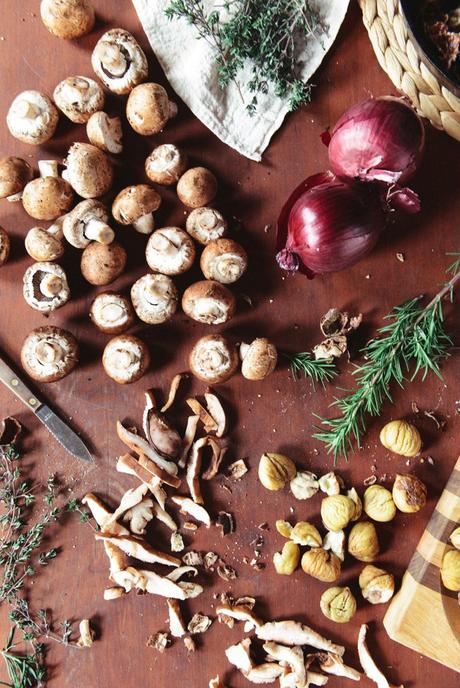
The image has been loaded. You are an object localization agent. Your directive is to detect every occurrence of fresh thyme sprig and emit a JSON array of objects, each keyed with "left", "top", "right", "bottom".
[
  {"left": 284, "top": 352, "right": 337, "bottom": 388},
  {"left": 314, "top": 254, "right": 460, "bottom": 461}
]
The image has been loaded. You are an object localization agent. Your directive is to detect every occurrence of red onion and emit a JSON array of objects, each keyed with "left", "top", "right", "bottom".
[{"left": 327, "top": 96, "right": 425, "bottom": 185}]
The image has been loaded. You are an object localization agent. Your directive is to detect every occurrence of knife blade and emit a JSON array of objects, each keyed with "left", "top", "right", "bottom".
[{"left": 0, "top": 353, "right": 93, "bottom": 463}]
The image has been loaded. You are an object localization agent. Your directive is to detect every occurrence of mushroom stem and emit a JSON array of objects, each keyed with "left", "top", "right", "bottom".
[
  {"left": 14, "top": 99, "right": 40, "bottom": 119},
  {"left": 84, "top": 217, "right": 115, "bottom": 244},
  {"left": 35, "top": 341, "right": 63, "bottom": 365},
  {"left": 38, "top": 160, "right": 59, "bottom": 178},
  {"left": 169, "top": 101, "right": 178, "bottom": 119},
  {"left": 112, "top": 349, "right": 135, "bottom": 370},
  {"left": 6, "top": 191, "right": 23, "bottom": 203},
  {"left": 47, "top": 215, "right": 66, "bottom": 239},
  {"left": 239, "top": 342, "right": 250, "bottom": 359},
  {"left": 40, "top": 273, "right": 63, "bottom": 298},
  {"left": 101, "top": 45, "right": 127, "bottom": 77},
  {"left": 132, "top": 213, "right": 155, "bottom": 235}
]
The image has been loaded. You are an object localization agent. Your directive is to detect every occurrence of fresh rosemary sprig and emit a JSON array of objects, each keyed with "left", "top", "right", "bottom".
[
  {"left": 0, "top": 628, "right": 44, "bottom": 688},
  {"left": 314, "top": 254, "right": 460, "bottom": 461},
  {"left": 284, "top": 351, "right": 337, "bottom": 388},
  {"left": 165, "top": 0, "right": 325, "bottom": 114}
]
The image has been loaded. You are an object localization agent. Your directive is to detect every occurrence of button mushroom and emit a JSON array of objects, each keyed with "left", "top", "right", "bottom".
[
  {"left": 23, "top": 262, "right": 70, "bottom": 312},
  {"left": 21, "top": 326, "right": 78, "bottom": 382},
  {"left": 102, "top": 334, "right": 150, "bottom": 384},
  {"left": 186, "top": 207, "right": 227, "bottom": 245},
  {"left": 0, "top": 227, "right": 10, "bottom": 267},
  {"left": 0, "top": 157, "right": 33, "bottom": 202},
  {"left": 63, "top": 199, "right": 114, "bottom": 248},
  {"left": 189, "top": 334, "right": 239, "bottom": 384},
  {"left": 22, "top": 160, "right": 74, "bottom": 221},
  {"left": 177, "top": 167, "right": 217, "bottom": 208},
  {"left": 40, "top": 0, "right": 95, "bottom": 39},
  {"left": 200, "top": 238, "right": 248, "bottom": 284},
  {"left": 126, "top": 83, "right": 177, "bottom": 136},
  {"left": 80, "top": 241, "right": 127, "bottom": 286},
  {"left": 25, "top": 226, "right": 64, "bottom": 262},
  {"left": 90, "top": 292, "right": 135, "bottom": 334},
  {"left": 130, "top": 273, "right": 178, "bottom": 324},
  {"left": 182, "top": 280, "right": 235, "bottom": 325},
  {"left": 6, "top": 90, "right": 58, "bottom": 145},
  {"left": 240, "top": 338, "right": 278, "bottom": 381},
  {"left": 63, "top": 142, "right": 114, "bottom": 199},
  {"left": 86, "top": 111, "right": 123, "bottom": 154},
  {"left": 53, "top": 76, "right": 105, "bottom": 123},
  {"left": 145, "top": 227, "right": 195, "bottom": 276},
  {"left": 145, "top": 144, "right": 187, "bottom": 186},
  {"left": 112, "top": 184, "right": 161, "bottom": 235},
  {"left": 91, "top": 29, "right": 148, "bottom": 95}
]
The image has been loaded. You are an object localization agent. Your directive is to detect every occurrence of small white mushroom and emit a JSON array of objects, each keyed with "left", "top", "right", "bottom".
[
  {"left": 21, "top": 326, "right": 78, "bottom": 382},
  {"left": 102, "top": 335, "right": 149, "bottom": 384},
  {"left": 86, "top": 111, "right": 123, "bottom": 154},
  {"left": 64, "top": 142, "right": 114, "bottom": 199},
  {"left": 0, "top": 227, "right": 10, "bottom": 267},
  {"left": 40, "top": 0, "right": 95, "bottom": 39},
  {"left": 323, "top": 530, "right": 346, "bottom": 562},
  {"left": 131, "top": 273, "right": 178, "bottom": 324},
  {"left": 146, "top": 227, "right": 195, "bottom": 275},
  {"left": 167, "top": 599, "right": 187, "bottom": 637},
  {"left": 189, "top": 334, "right": 239, "bottom": 385},
  {"left": 7, "top": 91, "right": 58, "bottom": 145},
  {"left": 122, "top": 498, "right": 154, "bottom": 535},
  {"left": 186, "top": 207, "right": 227, "bottom": 245},
  {"left": 63, "top": 199, "right": 114, "bottom": 248},
  {"left": 171, "top": 495, "right": 211, "bottom": 527},
  {"left": 0, "top": 156, "right": 33, "bottom": 201},
  {"left": 145, "top": 144, "right": 187, "bottom": 185},
  {"left": 53, "top": 76, "right": 104, "bottom": 123},
  {"left": 91, "top": 29, "right": 148, "bottom": 95},
  {"left": 77, "top": 619, "right": 95, "bottom": 648},
  {"left": 25, "top": 226, "right": 64, "bottom": 261},
  {"left": 256, "top": 621, "right": 345, "bottom": 657},
  {"left": 90, "top": 292, "right": 135, "bottom": 334},
  {"left": 200, "top": 238, "right": 248, "bottom": 284},
  {"left": 23, "top": 262, "right": 70, "bottom": 312},
  {"left": 177, "top": 168, "right": 217, "bottom": 208},
  {"left": 81, "top": 241, "right": 127, "bottom": 286},
  {"left": 182, "top": 280, "right": 235, "bottom": 325},
  {"left": 127, "top": 83, "right": 177, "bottom": 135},
  {"left": 22, "top": 161, "right": 74, "bottom": 221},
  {"left": 112, "top": 184, "right": 161, "bottom": 235},
  {"left": 240, "top": 338, "right": 278, "bottom": 381}
]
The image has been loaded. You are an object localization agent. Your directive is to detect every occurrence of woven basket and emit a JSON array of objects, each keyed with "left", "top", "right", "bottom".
[{"left": 359, "top": 0, "right": 460, "bottom": 142}]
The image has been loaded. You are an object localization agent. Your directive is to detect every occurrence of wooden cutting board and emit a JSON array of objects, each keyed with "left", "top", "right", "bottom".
[{"left": 384, "top": 457, "right": 460, "bottom": 672}]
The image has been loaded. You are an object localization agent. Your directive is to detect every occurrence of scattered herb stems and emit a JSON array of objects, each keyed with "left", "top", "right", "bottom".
[
  {"left": 314, "top": 253, "right": 460, "bottom": 462},
  {"left": 284, "top": 352, "right": 337, "bottom": 388}
]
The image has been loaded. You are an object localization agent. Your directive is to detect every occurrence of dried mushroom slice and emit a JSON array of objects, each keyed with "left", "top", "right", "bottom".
[
  {"left": 256, "top": 621, "right": 345, "bottom": 656},
  {"left": 171, "top": 495, "right": 211, "bottom": 527},
  {"left": 21, "top": 326, "right": 78, "bottom": 383},
  {"left": 189, "top": 335, "right": 239, "bottom": 384},
  {"left": 225, "top": 638, "right": 254, "bottom": 674},
  {"left": 145, "top": 144, "right": 188, "bottom": 185},
  {"left": 7, "top": 90, "right": 58, "bottom": 145},
  {"left": 200, "top": 238, "right": 248, "bottom": 284},
  {"left": 53, "top": 76, "right": 105, "bottom": 124},
  {"left": 90, "top": 292, "right": 135, "bottom": 334},
  {"left": 102, "top": 335, "right": 149, "bottom": 384},
  {"left": 131, "top": 273, "right": 178, "bottom": 324},
  {"left": 91, "top": 29, "right": 148, "bottom": 95},
  {"left": 143, "top": 404, "right": 182, "bottom": 459},
  {"left": 146, "top": 227, "right": 195, "bottom": 275},
  {"left": 23, "top": 262, "right": 70, "bottom": 312},
  {"left": 186, "top": 207, "right": 227, "bottom": 245}
]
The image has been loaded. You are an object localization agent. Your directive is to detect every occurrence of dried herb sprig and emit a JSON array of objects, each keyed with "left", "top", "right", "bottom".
[
  {"left": 314, "top": 253, "right": 460, "bottom": 461},
  {"left": 284, "top": 352, "right": 337, "bottom": 388}
]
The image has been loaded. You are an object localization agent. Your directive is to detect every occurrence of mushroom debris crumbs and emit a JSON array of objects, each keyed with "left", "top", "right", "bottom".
[
  {"left": 226, "top": 459, "right": 249, "bottom": 480},
  {"left": 188, "top": 613, "right": 213, "bottom": 634},
  {"left": 146, "top": 632, "right": 170, "bottom": 652},
  {"left": 216, "top": 511, "right": 234, "bottom": 536}
]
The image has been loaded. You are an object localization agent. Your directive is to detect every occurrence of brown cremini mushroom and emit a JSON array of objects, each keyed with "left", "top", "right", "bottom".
[
  {"left": 189, "top": 334, "right": 238, "bottom": 384},
  {"left": 145, "top": 144, "right": 187, "bottom": 185},
  {"left": 63, "top": 199, "right": 114, "bottom": 248},
  {"left": 40, "top": 0, "right": 95, "bottom": 39},
  {"left": 91, "top": 29, "right": 148, "bottom": 95},
  {"left": 186, "top": 207, "right": 227, "bottom": 245},
  {"left": 0, "top": 227, "right": 10, "bottom": 267},
  {"left": 126, "top": 83, "right": 177, "bottom": 135},
  {"left": 6, "top": 91, "right": 58, "bottom": 145},
  {"left": 182, "top": 280, "right": 235, "bottom": 325},
  {"left": 0, "top": 157, "right": 33, "bottom": 201},
  {"left": 131, "top": 273, "right": 178, "bottom": 324},
  {"left": 86, "top": 111, "right": 123, "bottom": 154},
  {"left": 81, "top": 241, "right": 127, "bottom": 285},
  {"left": 240, "top": 338, "right": 278, "bottom": 380},
  {"left": 53, "top": 76, "right": 104, "bottom": 123},
  {"left": 63, "top": 142, "right": 114, "bottom": 199},
  {"left": 200, "top": 238, "right": 248, "bottom": 284},
  {"left": 145, "top": 227, "right": 195, "bottom": 275},
  {"left": 22, "top": 160, "right": 74, "bottom": 221},
  {"left": 90, "top": 292, "right": 135, "bottom": 334},
  {"left": 177, "top": 167, "right": 217, "bottom": 208},
  {"left": 112, "top": 184, "right": 161, "bottom": 235},
  {"left": 21, "top": 326, "right": 78, "bottom": 382},
  {"left": 23, "top": 262, "right": 70, "bottom": 312},
  {"left": 102, "top": 334, "right": 150, "bottom": 384},
  {"left": 25, "top": 226, "right": 64, "bottom": 262}
]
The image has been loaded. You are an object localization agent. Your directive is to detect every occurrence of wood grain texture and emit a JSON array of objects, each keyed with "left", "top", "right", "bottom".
[{"left": 0, "top": 2, "right": 459, "bottom": 687}]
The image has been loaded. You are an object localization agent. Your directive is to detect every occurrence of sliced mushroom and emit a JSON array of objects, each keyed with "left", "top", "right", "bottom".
[
  {"left": 216, "top": 604, "right": 262, "bottom": 629},
  {"left": 105, "top": 541, "right": 128, "bottom": 576},
  {"left": 122, "top": 498, "right": 154, "bottom": 535},
  {"left": 140, "top": 569, "right": 202, "bottom": 599},
  {"left": 112, "top": 184, "right": 161, "bottom": 235},
  {"left": 25, "top": 226, "right": 64, "bottom": 261},
  {"left": 86, "top": 111, "right": 123, "bottom": 154},
  {"left": 186, "top": 399, "right": 219, "bottom": 434},
  {"left": 81, "top": 492, "right": 129, "bottom": 534},
  {"left": 111, "top": 566, "right": 146, "bottom": 592},
  {"left": 104, "top": 484, "right": 148, "bottom": 528},
  {"left": 7, "top": 91, "right": 58, "bottom": 145},
  {"left": 146, "top": 227, "right": 195, "bottom": 275},
  {"left": 202, "top": 437, "right": 228, "bottom": 480},
  {"left": 245, "top": 665, "right": 284, "bottom": 684},
  {"left": 23, "top": 262, "right": 70, "bottom": 312},
  {"left": 310, "top": 652, "right": 361, "bottom": 682},
  {"left": 0, "top": 227, "right": 10, "bottom": 267},
  {"left": 103, "top": 587, "right": 125, "bottom": 600},
  {"left": 145, "top": 144, "right": 187, "bottom": 185},
  {"left": 189, "top": 335, "right": 239, "bottom": 384},
  {"left": 161, "top": 373, "right": 187, "bottom": 413},
  {"left": 63, "top": 199, "right": 114, "bottom": 248},
  {"left": 200, "top": 238, "right": 248, "bottom": 284},
  {"left": 22, "top": 160, "right": 74, "bottom": 221},
  {"left": 186, "top": 437, "right": 207, "bottom": 504},
  {"left": 53, "top": 76, "right": 104, "bottom": 123},
  {"left": 179, "top": 415, "right": 200, "bottom": 469},
  {"left": 90, "top": 292, "right": 134, "bottom": 334},
  {"left": 167, "top": 566, "right": 199, "bottom": 582},
  {"left": 154, "top": 503, "right": 177, "bottom": 531},
  {"left": 77, "top": 619, "right": 95, "bottom": 648},
  {"left": 116, "top": 453, "right": 165, "bottom": 493},
  {"left": 186, "top": 207, "right": 227, "bottom": 245},
  {"left": 126, "top": 83, "right": 177, "bottom": 135},
  {"left": 143, "top": 405, "right": 182, "bottom": 459},
  {"left": 182, "top": 280, "right": 235, "bottom": 325},
  {"left": 256, "top": 621, "right": 344, "bottom": 657},
  {"left": 64, "top": 142, "right": 113, "bottom": 199},
  {"left": 91, "top": 29, "right": 148, "bottom": 95},
  {"left": 240, "top": 338, "right": 278, "bottom": 381},
  {"left": 263, "top": 642, "right": 306, "bottom": 688},
  {"left": 171, "top": 495, "right": 211, "bottom": 527},
  {"left": 81, "top": 241, "right": 127, "bottom": 285},
  {"left": 225, "top": 638, "right": 254, "bottom": 674},
  {"left": 117, "top": 421, "right": 179, "bottom": 477},
  {"left": 40, "top": 0, "right": 95, "bottom": 39},
  {"left": 102, "top": 335, "right": 149, "bottom": 384},
  {"left": 0, "top": 156, "right": 33, "bottom": 201},
  {"left": 204, "top": 393, "right": 227, "bottom": 437},
  {"left": 167, "top": 599, "right": 187, "bottom": 637},
  {"left": 131, "top": 273, "right": 178, "bottom": 324},
  {"left": 21, "top": 326, "right": 78, "bottom": 382},
  {"left": 95, "top": 533, "right": 180, "bottom": 567},
  {"left": 358, "top": 625, "right": 399, "bottom": 688},
  {"left": 177, "top": 168, "right": 217, "bottom": 208}
]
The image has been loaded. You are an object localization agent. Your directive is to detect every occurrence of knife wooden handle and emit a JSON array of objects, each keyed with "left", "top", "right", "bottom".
[{"left": 0, "top": 357, "right": 42, "bottom": 411}]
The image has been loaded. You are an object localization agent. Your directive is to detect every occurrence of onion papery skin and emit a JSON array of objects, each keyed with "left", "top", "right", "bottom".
[{"left": 328, "top": 96, "right": 425, "bottom": 185}]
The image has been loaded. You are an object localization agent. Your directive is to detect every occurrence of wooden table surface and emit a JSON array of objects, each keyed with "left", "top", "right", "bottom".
[{"left": 0, "top": 2, "right": 459, "bottom": 687}]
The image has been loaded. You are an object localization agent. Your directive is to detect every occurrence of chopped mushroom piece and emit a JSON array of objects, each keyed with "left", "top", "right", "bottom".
[
  {"left": 263, "top": 642, "right": 306, "bottom": 688},
  {"left": 216, "top": 510, "right": 234, "bottom": 535},
  {"left": 112, "top": 185, "right": 161, "bottom": 235},
  {"left": 131, "top": 273, "right": 178, "bottom": 324},
  {"left": 77, "top": 619, "right": 95, "bottom": 648},
  {"left": 186, "top": 437, "right": 207, "bottom": 504},
  {"left": 63, "top": 199, "right": 114, "bottom": 248},
  {"left": 167, "top": 599, "right": 187, "bottom": 637},
  {"left": 7, "top": 91, "right": 58, "bottom": 145},
  {"left": 22, "top": 161, "right": 74, "bottom": 221},
  {"left": 143, "top": 405, "right": 182, "bottom": 460},
  {"left": 53, "top": 76, "right": 104, "bottom": 123},
  {"left": 202, "top": 438, "right": 228, "bottom": 480},
  {"left": 0, "top": 417, "right": 22, "bottom": 447},
  {"left": 25, "top": 226, "right": 64, "bottom": 262},
  {"left": 240, "top": 338, "right": 278, "bottom": 381},
  {"left": 161, "top": 373, "right": 187, "bottom": 413},
  {"left": 357, "top": 625, "right": 402, "bottom": 688},
  {"left": 182, "top": 280, "right": 236, "bottom": 325},
  {"left": 184, "top": 637, "right": 196, "bottom": 652},
  {"left": 227, "top": 459, "right": 248, "bottom": 480},
  {"left": 23, "top": 262, "right": 70, "bottom": 312},
  {"left": 186, "top": 399, "right": 219, "bottom": 434},
  {"left": 189, "top": 335, "right": 239, "bottom": 384},
  {"left": 186, "top": 207, "right": 227, "bottom": 245},
  {"left": 81, "top": 241, "right": 127, "bottom": 286},
  {"left": 132, "top": 569, "right": 202, "bottom": 600},
  {"left": 204, "top": 392, "right": 227, "bottom": 437},
  {"left": 171, "top": 496, "right": 211, "bottom": 527},
  {"left": 225, "top": 638, "right": 254, "bottom": 674},
  {"left": 116, "top": 454, "right": 170, "bottom": 501},
  {"left": 122, "top": 498, "right": 154, "bottom": 535},
  {"left": 103, "top": 335, "right": 149, "bottom": 384},
  {"left": 188, "top": 613, "right": 212, "bottom": 634},
  {"left": 91, "top": 29, "right": 148, "bottom": 95},
  {"left": 82, "top": 493, "right": 129, "bottom": 534},
  {"left": 103, "top": 587, "right": 125, "bottom": 600},
  {"left": 178, "top": 415, "right": 200, "bottom": 469},
  {"left": 177, "top": 168, "right": 218, "bottom": 208},
  {"left": 127, "top": 83, "right": 178, "bottom": 135},
  {"left": 146, "top": 227, "right": 196, "bottom": 275},
  {"left": 311, "top": 652, "right": 361, "bottom": 682},
  {"left": 170, "top": 531, "right": 184, "bottom": 552},
  {"left": 216, "top": 604, "right": 262, "bottom": 629},
  {"left": 146, "top": 632, "right": 170, "bottom": 652},
  {"left": 40, "top": 0, "right": 95, "bottom": 39},
  {"left": 256, "top": 621, "right": 344, "bottom": 657},
  {"left": 209, "top": 677, "right": 225, "bottom": 688},
  {"left": 21, "top": 326, "right": 78, "bottom": 383},
  {"left": 86, "top": 112, "right": 123, "bottom": 154},
  {"left": 0, "top": 156, "right": 33, "bottom": 201},
  {"left": 90, "top": 292, "right": 135, "bottom": 334},
  {"left": 116, "top": 421, "right": 179, "bottom": 477},
  {"left": 245, "top": 664, "right": 284, "bottom": 684},
  {"left": 200, "top": 238, "right": 248, "bottom": 284},
  {"left": 111, "top": 566, "right": 146, "bottom": 592},
  {"left": 64, "top": 142, "right": 113, "bottom": 199},
  {"left": 167, "top": 565, "right": 199, "bottom": 582},
  {"left": 145, "top": 144, "right": 187, "bottom": 185},
  {"left": 95, "top": 533, "right": 180, "bottom": 567}
]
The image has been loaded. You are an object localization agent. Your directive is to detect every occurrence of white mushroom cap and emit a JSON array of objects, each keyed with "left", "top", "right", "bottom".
[
  {"left": 0, "top": 157, "right": 33, "bottom": 200},
  {"left": 240, "top": 338, "right": 278, "bottom": 381},
  {"left": 21, "top": 326, "right": 78, "bottom": 382},
  {"left": 91, "top": 29, "right": 148, "bottom": 95},
  {"left": 102, "top": 334, "right": 150, "bottom": 384},
  {"left": 145, "top": 144, "right": 187, "bottom": 185},
  {"left": 25, "top": 226, "right": 64, "bottom": 261},
  {"left": 182, "top": 280, "right": 236, "bottom": 325},
  {"left": 64, "top": 142, "right": 114, "bottom": 199},
  {"left": 126, "top": 83, "right": 178, "bottom": 136},
  {"left": 200, "top": 238, "right": 248, "bottom": 284},
  {"left": 40, "top": 0, "right": 95, "bottom": 39},
  {"left": 90, "top": 292, "right": 135, "bottom": 334},
  {"left": 186, "top": 207, "right": 227, "bottom": 245},
  {"left": 0, "top": 227, "right": 10, "bottom": 266},
  {"left": 6, "top": 91, "right": 58, "bottom": 145},
  {"left": 23, "top": 262, "right": 70, "bottom": 312},
  {"left": 63, "top": 199, "right": 114, "bottom": 248},
  {"left": 112, "top": 185, "right": 161, "bottom": 235},
  {"left": 53, "top": 76, "right": 105, "bottom": 123},
  {"left": 146, "top": 227, "right": 195, "bottom": 276},
  {"left": 22, "top": 176, "right": 74, "bottom": 221},
  {"left": 177, "top": 167, "right": 217, "bottom": 208},
  {"left": 86, "top": 111, "right": 123, "bottom": 154},
  {"left": 81, "top": 241, "right": 127, "bottom": 286},
  {"left": 189, "top": 334, "right": 239, "bottom": 384},
  {"left": 130, "top": 273, "right": 178, "bottom": 324}
]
